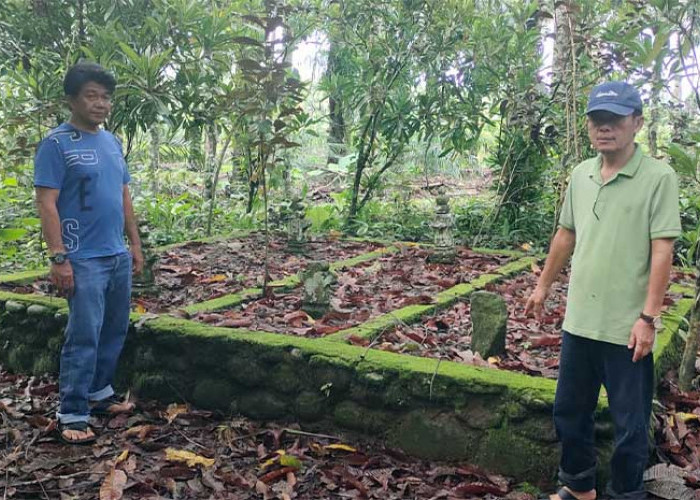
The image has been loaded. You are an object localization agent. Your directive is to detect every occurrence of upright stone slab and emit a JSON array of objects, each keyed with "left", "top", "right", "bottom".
[
  {"left": 470, "top": 291, "right": 507, "bottom": 358},
  {"left": 299, "top": 260, "right": 337, "bottom": 319},
  {"left": 286, "top": 195, "right": 310, "bottom": 254},
  {"left": 428, "top": 187, "right": 456, "bottom": 264}
]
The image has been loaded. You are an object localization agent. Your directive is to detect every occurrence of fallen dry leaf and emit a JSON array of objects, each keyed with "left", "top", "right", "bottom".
[
  {"left": 164, "top": 448, "right": 216, "bottom": 467},
  {"left": 99, "top": 468, "right": 127, "bottom": 500}
]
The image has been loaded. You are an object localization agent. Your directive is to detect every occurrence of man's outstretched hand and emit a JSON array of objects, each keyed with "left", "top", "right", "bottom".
[{"left": 524, "top": 286, "right": 548, "bottom": 321}]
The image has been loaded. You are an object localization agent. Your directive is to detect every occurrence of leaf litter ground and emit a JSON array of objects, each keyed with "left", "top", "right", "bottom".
[
  {"left": 0, "top": 235, "right": 382, "bottom": 313},
  {"left": 0, "top": 369, "right": 532, "bottom": 500},
  {"left": 361, "top": 269, "right": 688, "bottom": 379},
  {"left": 189, "top": 245, "right": 512, "bottom": 337},
  {"left": 2, "top": 368, "right": 699, "bottom": 499}
]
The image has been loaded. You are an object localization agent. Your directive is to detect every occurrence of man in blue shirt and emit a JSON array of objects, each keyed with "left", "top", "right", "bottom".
[{"left": 34, "top": 62, "right": 144, "bottom": 444}]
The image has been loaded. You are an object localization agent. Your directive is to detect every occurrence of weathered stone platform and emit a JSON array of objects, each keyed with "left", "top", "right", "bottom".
[{"left": 0, "top": 238, "right": 694, "bottom": 488}]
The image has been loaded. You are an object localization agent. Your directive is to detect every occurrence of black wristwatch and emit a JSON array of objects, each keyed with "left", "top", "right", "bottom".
[
  {"left": 49, "top": 252, "right": 68, "bottom": 265},
  {"left": 639, "top": 312, "right": 662, "bottom": 330}
]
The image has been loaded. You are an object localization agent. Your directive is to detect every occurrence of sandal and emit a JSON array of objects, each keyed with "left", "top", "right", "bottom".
[
  {"left": 539, "top": 487, "right": 583, "bottom": 500},
  {"left": 56, "top": 421, "right": 96, "bottom": 445},
  {"left": 90, "top": 395, "right": 135, "bottom": 416}
]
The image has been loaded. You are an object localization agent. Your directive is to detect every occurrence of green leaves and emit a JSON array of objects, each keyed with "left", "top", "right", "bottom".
[
  {"left": 667, "top": 144, "right": 699, "bottom": 178},
  {"left": 0, "top": 229, "right": 27, "bottom": 242}
]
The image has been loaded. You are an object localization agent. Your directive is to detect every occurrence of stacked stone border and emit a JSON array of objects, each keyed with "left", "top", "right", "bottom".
[{"left": 0, "top": 240, "right": 695, "bottom": 488}]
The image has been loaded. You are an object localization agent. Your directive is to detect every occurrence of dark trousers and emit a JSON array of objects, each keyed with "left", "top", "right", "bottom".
[{"left": 553, "top": 331, "right": 653, "bottom": 499}]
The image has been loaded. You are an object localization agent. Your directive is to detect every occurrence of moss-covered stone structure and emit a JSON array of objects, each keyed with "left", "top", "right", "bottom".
[{"left": 0, "top": 238, "right": 694, "bottom": 488}]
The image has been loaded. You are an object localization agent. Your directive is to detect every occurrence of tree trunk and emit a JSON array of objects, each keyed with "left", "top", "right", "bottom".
[
  {"left": 187, "top": 126, "right": 203, "bottom": 171},
  {"left": 245, "top": 144, "right": 258, "bottom": 214},
  {"left": 149, "top": 126, "right": 160, "bottom": 194},
  {"left": 551, "top": 0, "right": 580, "bottom": 238},
  {"left": 679, "top": 269, "right": 700, "bottom": 391},
  {"left": 206, "top": 121, "right": 217, "bottom": 173},
  {"left": 326, "top": 38, "right": 346, "bottom": 165},
  {"left": 346, "top": 160, "right": 364, "bottom": 229},
  {"left": 281, "top": 23, "right": 294, "bottom": 197},
  {"left": 647, "top": 31, "right": 665, "bottom": 157},
  {"left": 77, "top": 0, "right": 86, "bottom": 44}
]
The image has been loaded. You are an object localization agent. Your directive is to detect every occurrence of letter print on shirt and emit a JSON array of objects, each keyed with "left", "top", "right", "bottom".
[
  {"left": 62, "top": 218, "right": 80, "bottom": 253},
  {"left": 65, "top": 149, "right": 98, "bottom": 167}
]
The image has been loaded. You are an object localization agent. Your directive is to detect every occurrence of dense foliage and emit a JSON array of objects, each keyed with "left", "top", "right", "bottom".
[{"left": 0, "top": 0, "right": 699, "bottom": 273}]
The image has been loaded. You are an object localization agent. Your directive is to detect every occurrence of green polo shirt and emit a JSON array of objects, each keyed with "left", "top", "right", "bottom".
[{"left": 559, "top": 145, "right": 681, "bottom": 345}]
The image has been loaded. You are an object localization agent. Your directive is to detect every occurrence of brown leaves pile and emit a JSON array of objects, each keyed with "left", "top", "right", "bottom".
[
  {"left": 193, "top": 246, "right": 512, "bottom": 337},
  {"left": 0, "top": 369, "right": 530, "bottom": 499},
  {"left": 369, "top": 267, "right": 686, "bottom": 380}
]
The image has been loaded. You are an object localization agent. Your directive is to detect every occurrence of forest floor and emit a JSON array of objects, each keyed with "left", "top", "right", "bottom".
[{"left": 1, "top": 369, "right": 700, "bottom": 500}]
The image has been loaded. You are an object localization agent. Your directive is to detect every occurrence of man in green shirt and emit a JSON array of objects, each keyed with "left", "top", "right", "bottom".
[{"left": 525, "top": 81, "right": 681, "bottom": 500}]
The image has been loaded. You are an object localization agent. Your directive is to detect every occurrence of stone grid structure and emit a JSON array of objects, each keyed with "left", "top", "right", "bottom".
[{"left": 0, "top": 234, "right": 694, "bottom": 487}]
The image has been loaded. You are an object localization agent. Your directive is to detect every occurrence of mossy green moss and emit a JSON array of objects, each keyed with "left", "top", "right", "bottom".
[
  {"left": 434, "top": 283, "right": 477, "bottom": 305},
  {"left": 494, "top": 256, "right": 538, "bottom": 276},
  {"left": 141, "top": 315, "right": 559, "bottom": 406},
  {"left": 325, "top": 304, "right": 433, "bottom": 343},
  {"left": 182, "top": 288, "right": 261, "bottom": 314},
  {"left": 669, "top": 283, "right": 695, "bottom": 298},
  {"left": 471, "top": 247, "right": 525, "bottom": 258},
  {"left": 475, "top": 427, "right": 558, "bottom": 487},
  {"left": 329, "top": 246, "right": 398, "bottom": 271},
  {"left": 0, "top": 268, "right": 49, "bottom": 285},
  {"left": 0, "top": 291, "right": 67, "bottom": 310}
]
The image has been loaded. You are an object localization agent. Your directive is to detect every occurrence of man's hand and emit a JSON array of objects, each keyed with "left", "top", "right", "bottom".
[
  {"left": 524, "top": 286, "right": 548, "bottom": 321},
  {"left": 50, "top": 261, "right": 74, "bottom": 297},
  {"left": 628, "top": 318, "right": 655, "bottom": 362},
  {"left": 131, "top": 246, "right": 144, "bottom": 275}
]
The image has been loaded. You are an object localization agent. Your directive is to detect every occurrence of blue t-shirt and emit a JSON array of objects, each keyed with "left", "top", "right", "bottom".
[{"left": 34, "top": 123, "right": 131, "bottom": 260}]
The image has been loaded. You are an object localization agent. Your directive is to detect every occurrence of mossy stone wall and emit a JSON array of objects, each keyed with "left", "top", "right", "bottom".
[{"left": 0, "top": 261, "right": 694, "bottom": 489}]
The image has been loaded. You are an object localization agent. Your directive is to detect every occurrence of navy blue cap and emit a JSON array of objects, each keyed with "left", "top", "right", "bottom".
[{"left": 586, "top": 81, "right": 643, "bottom": 116}]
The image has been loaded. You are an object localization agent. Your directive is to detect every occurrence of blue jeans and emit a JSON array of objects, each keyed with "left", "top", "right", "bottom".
[
  {"left": 553, "top": 331, "right": 653, "bottom": 500},
  {"left": 57, "top": 252, "right": 132, "bottom": 424}
]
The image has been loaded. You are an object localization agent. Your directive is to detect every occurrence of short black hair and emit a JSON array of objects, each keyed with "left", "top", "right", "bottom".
[
  {"left": 587, "top": 109, "right": 642, "bottom": 126},
  {"left": 63, "top": 62, "right": 117, "bottom": 97}
]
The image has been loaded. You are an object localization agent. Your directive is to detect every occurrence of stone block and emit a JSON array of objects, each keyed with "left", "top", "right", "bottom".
[
  {"left": 294, "top": 391, "right": 327, "bottom": 421},
  {"left": 389, "top": 410, "right": 480, "bottom": 460},
  {"left": 228, "top": 356, "right": 266, "bottom": 387},
  {"left": 333, "top": 401, "right": 389, "bottom": 434},
  {"left": 237, "top": 391, "right": 288, "bottom": 420},
  {"left": 4, "top": 301, "right": 26, "bottom": 313},
  {"left": 26, "top": 304, "right": 51, "bottom": 316},
  {"left": 455, "top": 397, "right": 504, "bottom": 429},
  {"left": 470, "top": 291, "right": 507, "bottom": 357},
  {"left": 192, "top": 379, "right": 234, "bottom": 410}
]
